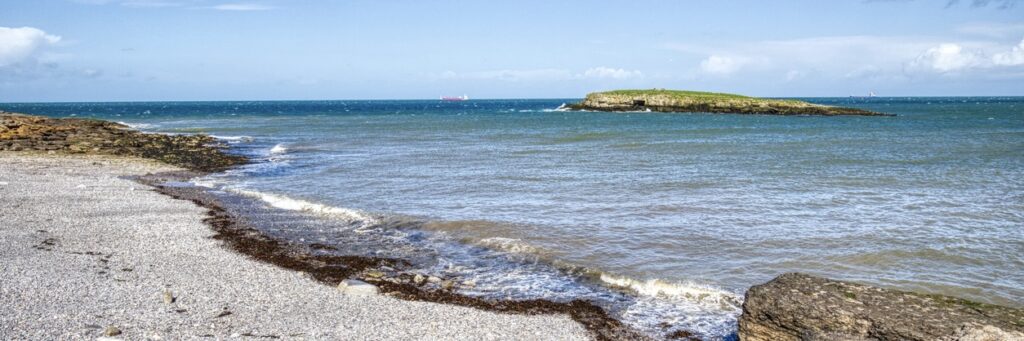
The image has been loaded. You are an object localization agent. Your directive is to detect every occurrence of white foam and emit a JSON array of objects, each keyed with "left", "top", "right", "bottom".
[
  {"left": 210, "top": 135, "right": 255, "bottom": 143},
  {"left": 116, "top": 121, "right": 157, "bottom": 129},
  {"left": 476, "top": 237, "right": 541, "bottom": 254},
  {"left": 599, "top": 273, "right": 741, "bottom": 305},
  {"left": 229, "top": 188, "right": 379, "bottom": 227},
  {"left": 270, "top": 143, "right": 288, "bottom": 154},
  {"left": 548, "top": 103, "right": 570, "bottom": 112},
  {"left": 189, "top": 178, "right": 220, "bottom": 189}
]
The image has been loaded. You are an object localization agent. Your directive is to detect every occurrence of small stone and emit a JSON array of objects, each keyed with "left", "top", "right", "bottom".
[
  {"left": 103, "top": 325, "right": 121, "bottom": 336},
  {"left": 413, "top": 274, "right": 426, "bottom": 285},
  {"left": 441, "top": 280, "right": 455, "bottom": 290},
  {"left": 364, "top": 270, "right": 385, "bottom": 279},
  {"left": 337, "top": 279, "right": 378, "bottom": 296},
  {"left": 427, "top": 276, "right": 442, "bottom": 283},
  {"left": 162, "top": 289, "right": 174, "bottom": 304},
  {"left": 462, "top": 280, "right": 476, "bottom": 288}
]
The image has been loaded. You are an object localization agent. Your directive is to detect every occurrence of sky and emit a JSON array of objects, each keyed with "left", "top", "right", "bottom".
[{"left": 1, "top": 0, "right": 1024, "bottom": 101}]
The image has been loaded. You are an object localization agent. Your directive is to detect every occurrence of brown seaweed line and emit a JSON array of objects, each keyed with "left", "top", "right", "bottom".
[{"left": 146, "top": 179, "right": 670, "bottom": 341}]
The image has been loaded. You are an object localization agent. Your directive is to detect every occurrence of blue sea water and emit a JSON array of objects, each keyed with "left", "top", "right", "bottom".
[{"left": 4, "top": 98, "right": 1022, "bottom": 339}]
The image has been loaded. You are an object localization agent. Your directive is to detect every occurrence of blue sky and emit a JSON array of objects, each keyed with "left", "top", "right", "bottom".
[{"left": 1, "top": 0, "right": 1023, "bottom": 101}]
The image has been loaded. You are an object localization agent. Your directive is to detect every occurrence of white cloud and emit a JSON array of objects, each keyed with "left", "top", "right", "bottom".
[
  {"left": 210, "top": 3, "right": 274, "bottom": 11},
  {"left": 581, "top": 66, "right": 643, "bottom": 79},
  {"left": 993, "top": 38, "right": 1024, "bottom": 65},
  {"left": 0, "top": 27, "right": 61, "bottom": 67},
  {"left": 441, "top": 69, "right": 573, "bottom": 81},
  {"left": 669, "top": 35, "right": 1024, "bottom": 80},
  {"left": 905, "top": 38, "right": 1024, "bottom": 73},
  {"left": 699, "top": 55, "right": 745, "bottom": 75},
  {"left": 909, "top": 43, "right": 986, "bottom": 72}
]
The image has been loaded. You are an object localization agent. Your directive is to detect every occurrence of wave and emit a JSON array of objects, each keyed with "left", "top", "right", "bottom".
[
  {"left": 432, "top": 224, "right": 743, "bottom": 309},
  {"left": 545, "top": 103, "right": 570, "bottom": 112},
  {"left": 269, "top": 143, "right": 288, "bottom": 154},
  {"left": 210, "top": 135, "right": 255, "bottom": 144},
  {"left": 116, "top": 121, "right": 157, "bottom": 130},
  {"left": 476, "top": 237, "right": 542, "bottom": 255},
  {"left": 599, "top": 273, "right": 741, "bottom": 306},
  {"left": 227, "top": 188, "right": 380, "bottom": 228}
]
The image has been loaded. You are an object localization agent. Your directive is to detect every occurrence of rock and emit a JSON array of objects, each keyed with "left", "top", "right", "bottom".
[
  {"left": 413, "top": 274, "right": 426, "bottom": 285},
  {"left": 162, "top": 289, "right": 175, "bottom": 304},
  {"left": 943, "top": 323, "right": 1024, "bottom": 341},
  {"left": 427, "top": 276, "right": 442, "bottom": 283},
  {"left": 738, "top": 273, "right": 1024, "bottom": 341},
  {"left": 441, "top": 280, "right": 455, "bottom": 290},
  {"left": 568, "top": 90, "right": 891, "bottom": 116},
  {"left": 364, "top": 270, "right": 385, "bottom": 279},
  {"left": 0, "top": 113, "right": 247, "bottom": 172},
  {"left": 336, "top": 279, "right": 378, "bottom": 296},
  {"left": 461, "top": 280, "right": 476, "bottom": 288},
  {"left": 103, "top": 325, "right": 122, "bottom": 336}
]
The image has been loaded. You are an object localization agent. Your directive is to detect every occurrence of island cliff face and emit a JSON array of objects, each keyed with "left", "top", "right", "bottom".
[
  {"left": 568, "top": 90, "right": 892, "bottom": 116},
  {"left": 739, "top": 273, "right": 1024, "bottom": 341}
]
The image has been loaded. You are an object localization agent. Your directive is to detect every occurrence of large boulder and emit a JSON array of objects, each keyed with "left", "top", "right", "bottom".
[{"left": 739, "top": 273, "right": 1024, "bottom": 341}]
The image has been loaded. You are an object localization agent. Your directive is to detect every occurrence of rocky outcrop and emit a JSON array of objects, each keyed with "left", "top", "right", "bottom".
[
  {"left": 0, "top": 113, "right": 246, "bottom": 172},
  {"left": 568, "top": 90, "right": 892, "bottom": 116},
  {"left": 739, "top": 273, "right": 1024, "bottom": 341}
]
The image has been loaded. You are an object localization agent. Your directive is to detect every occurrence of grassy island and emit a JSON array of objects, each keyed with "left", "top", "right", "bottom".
[{"left": 568, "top": 89, "right": 891, "bottom": 116}]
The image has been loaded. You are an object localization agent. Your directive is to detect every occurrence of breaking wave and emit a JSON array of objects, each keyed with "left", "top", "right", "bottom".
[
  {"left": 227, "top": 189, "right": 380, "bottom": 228},
  {"left": 269, "top": 143, "right": 289, "bottom": 154},
  {"left": 116, "top": 121, "right": 157, "bottom": 130}
]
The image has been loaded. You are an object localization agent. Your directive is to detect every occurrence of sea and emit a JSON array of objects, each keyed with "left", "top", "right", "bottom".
[{"left": 4, "top": 97, "right": 1022, "bottom": 339}]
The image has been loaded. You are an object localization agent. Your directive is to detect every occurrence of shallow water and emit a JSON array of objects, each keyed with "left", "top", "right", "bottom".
[{"left": 5, "top": 97, "right": 1023, "bottom": 338}]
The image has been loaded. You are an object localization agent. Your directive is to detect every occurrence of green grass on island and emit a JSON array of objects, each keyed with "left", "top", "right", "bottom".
[{"left": 569, "top": 89, "right": 890, "bottom": 116}]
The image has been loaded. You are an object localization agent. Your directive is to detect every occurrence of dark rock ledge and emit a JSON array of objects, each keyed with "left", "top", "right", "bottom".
[
  {"left": 0, "top": 113, "right": 246, "bottom": 172},
  {"left": 739, "top": 273, "right": 1024, "bottom": 341}
]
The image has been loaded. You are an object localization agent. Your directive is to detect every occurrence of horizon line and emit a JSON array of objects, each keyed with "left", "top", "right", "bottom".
[{"left": 3, "top": 95, "right": 1024, "bottom": 105}]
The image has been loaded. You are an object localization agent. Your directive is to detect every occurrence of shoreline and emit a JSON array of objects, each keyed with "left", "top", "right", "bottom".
[
  {"left": 0, "top": 113, "right": 652, "bottom": 340},
  {"left": 137, "top": 170, "right": 651, "bottom": 340},
  {"left": 0, "top": 153, "right": 598, "bottom": 340}
]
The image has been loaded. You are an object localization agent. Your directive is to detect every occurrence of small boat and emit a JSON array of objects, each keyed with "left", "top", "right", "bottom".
[{"left": 441, "top": 95, "right": 469, "bottom": 101}]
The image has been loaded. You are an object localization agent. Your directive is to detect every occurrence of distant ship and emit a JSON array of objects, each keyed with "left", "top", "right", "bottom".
[
  {"left": 441, "top": 95, "right": 469, "bottom": 101},
  {"left": 850, "top": 91, "right": 877, "bottom": 98}
]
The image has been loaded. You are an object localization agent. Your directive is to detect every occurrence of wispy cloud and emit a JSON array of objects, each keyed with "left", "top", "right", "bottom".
[
  {"left": 70, "top": 0, "right": 277, "bottom": 10},
  {"left": 865, "top": 0, "right": 1021, "bottom": 9},
  {"left": 121, "top": 0, "right": 184, "bottom": 8},
  {"left": 581, "top": 67, "right": 643, "bottom": 80},
  {"left": 209, "top": 3, "right": 274, "bottom": 11},
  {"left": 666, "top": 35, "right": 1024, "bottom": 81},
  {"left": 955, "top": 22, "right": 1024, "bottom": 38},
  {"left": 699, "top": 55, "right": 747, "bottom": 75},
  {"left": 438, "top": 67, "right": 643, "bottom": 82}
]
